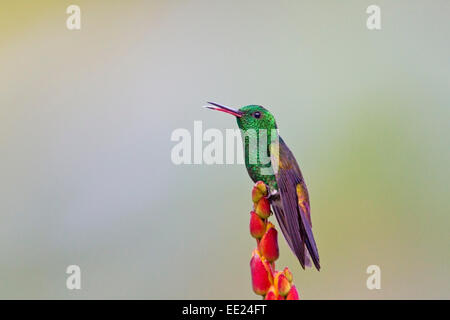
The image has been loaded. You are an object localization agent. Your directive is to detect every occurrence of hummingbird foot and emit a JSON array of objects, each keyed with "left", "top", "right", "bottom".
[{"left": 266, "top": 186, "right": 279, "bottom": 201}]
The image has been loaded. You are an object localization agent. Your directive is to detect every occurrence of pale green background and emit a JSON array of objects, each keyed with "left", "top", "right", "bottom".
[{"left": 0, "top": 1, "right": 449, "bottom": 299}]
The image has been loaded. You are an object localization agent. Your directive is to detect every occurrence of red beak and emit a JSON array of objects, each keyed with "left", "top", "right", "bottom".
[{"left": 205, "top": 101, "right": 243, "bottom": 118}]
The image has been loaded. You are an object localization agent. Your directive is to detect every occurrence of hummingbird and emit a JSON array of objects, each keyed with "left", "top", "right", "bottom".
[{"left": 205, "top": 102, "right": 320, "bottom": 270}]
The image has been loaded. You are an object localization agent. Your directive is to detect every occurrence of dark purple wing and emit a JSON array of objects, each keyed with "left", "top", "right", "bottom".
[{"left": 270, "top": 137, "right": 320, "bottom": 270}]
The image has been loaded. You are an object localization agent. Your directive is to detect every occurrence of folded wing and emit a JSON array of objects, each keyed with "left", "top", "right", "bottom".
[{"left": 270, "top": 137, "right": 320, "bottom": 270}]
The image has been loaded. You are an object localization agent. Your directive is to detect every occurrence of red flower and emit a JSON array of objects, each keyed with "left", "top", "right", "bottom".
[
  {"left": 259, "top": 223, "right": 279, "bottom": 262},
  {"left": 276, "top": 272, "right": 291, "bottom": 297},
  {"left": 264, "top": 286, "right": 277, "bottom": 300},
  {"left": 249, "top": 181, "right": 300, "bottom": 300},
  {"left": 286, "top": 285, "right": 300, "bottom": 300},
  {"left": 250, "top": 250, "right": 272, "bottom": 296},
  {"left": 252, "top": 181, "right": 267, "bottom": 203},
  {"left": 255, "top": 197, "right": 271, "bottom": 219},
  {"left": 249, "top": 211, "right": 266, "bottom": 239}
]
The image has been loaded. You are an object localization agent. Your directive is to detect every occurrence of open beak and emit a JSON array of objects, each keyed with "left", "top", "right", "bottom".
[{"left": 205, "top": 101, "right": 243, "bottom": 118}]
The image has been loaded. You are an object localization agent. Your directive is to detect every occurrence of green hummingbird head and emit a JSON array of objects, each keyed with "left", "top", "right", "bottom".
[
  {"left": 205, "top": 102, "right": 277, "bottom": 131},
  {"left": 236, "top": 105, "right": 278, "bottom": 132},
  {"left": 206, "top": 101, "right": 279, "bottom": 188}
]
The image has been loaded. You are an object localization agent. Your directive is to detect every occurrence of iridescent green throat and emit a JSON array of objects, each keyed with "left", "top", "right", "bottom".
[{"left": 236, "top": 105, "right": 278, "bottom": 190}]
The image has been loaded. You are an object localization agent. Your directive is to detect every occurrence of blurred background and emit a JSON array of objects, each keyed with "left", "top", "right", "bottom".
[{"left": 0, "top": 0, "right": 449, "bottom": 299}]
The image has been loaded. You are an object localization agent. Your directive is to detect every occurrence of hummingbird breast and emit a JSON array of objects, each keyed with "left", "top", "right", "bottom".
[{"left": 245, "top": 162, "right": 278, "bottom": 191}]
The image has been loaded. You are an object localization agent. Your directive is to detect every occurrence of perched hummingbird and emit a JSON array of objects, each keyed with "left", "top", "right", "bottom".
[{"left": 206, "top": 102, "right": 320, "bottom": 270}]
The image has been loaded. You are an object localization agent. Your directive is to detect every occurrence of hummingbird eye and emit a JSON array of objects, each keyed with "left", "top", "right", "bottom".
[{"left": 252, "top": 111, "right": 262, "bottom": 119}]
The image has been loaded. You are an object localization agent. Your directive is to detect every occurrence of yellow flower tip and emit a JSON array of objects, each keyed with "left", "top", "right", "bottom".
[
  {"left": 252, "top": 181, "right": 268, "bottom": 203},
  {"left": 265, "top": 222, "right": 275, "bottom": 232},
  {"left": 283, "top": 267, "right": 293, "bottom": 283},
  {"left": 276, "top": 273, "right": 291, "bottom": 296}
]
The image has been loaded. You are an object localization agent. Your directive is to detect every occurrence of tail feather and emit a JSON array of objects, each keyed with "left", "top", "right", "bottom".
[{"left": 272, "top": 199, "right": 308, "bottom": 269}]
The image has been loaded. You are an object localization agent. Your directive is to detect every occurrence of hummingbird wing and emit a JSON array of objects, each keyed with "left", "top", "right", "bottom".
[
  {"left": 270, "top": 137, "right": 320, "bottom": 270},
  {"left": 270, "top": 200, "right": 308, "bottom": 267}
]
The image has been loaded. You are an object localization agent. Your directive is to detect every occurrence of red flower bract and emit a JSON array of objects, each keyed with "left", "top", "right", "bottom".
[
  {"left": 259, "top": 223, "right": 279, "bottom": 262},
  {"left": 249, "top": 211, "right": 266, "bottom": 239},
  {"left": 249, "top": 181, "right": 300, "bottom": 300},
  {"left": 286, "top": 285, "right": 300, "bottom": 300},
  {"left": 264, "top": 286, "right": 277, "bottom": 300},
  {"left": 255, "top": 197, "right": 271, "bottom": 219},
  {"left": 276, "top": 273, "right": 291, "bottom": 296},
  {"left": 250, "top": 250, "right": 272, "bottom": 296},
  {"left": 252, "top": 181, "right": 267, "bottom": 203}
]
